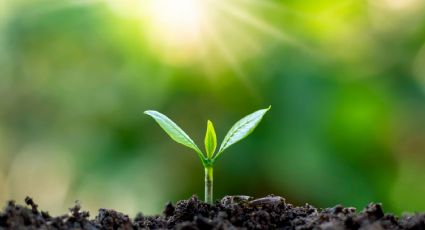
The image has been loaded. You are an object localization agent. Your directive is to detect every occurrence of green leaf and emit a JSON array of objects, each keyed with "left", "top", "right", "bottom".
[
  {"left": 214, "top": 106, "right": 271, "bottom": 160},
  {"left": 144, "top": 110, "right": 204, "bottom": 159},
  {"left": 204, "top": 120, "right": 217, "bottom": 159}
]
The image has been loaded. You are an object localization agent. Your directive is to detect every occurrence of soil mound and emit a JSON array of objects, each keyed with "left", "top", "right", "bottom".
[{"left": 1, "top": 195, "right": 424, "bottom": 229}]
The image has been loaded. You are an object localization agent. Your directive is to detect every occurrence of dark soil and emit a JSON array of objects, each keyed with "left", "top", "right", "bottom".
[{"left": 1, "top": 195, "right": 424, "bottom": 230}]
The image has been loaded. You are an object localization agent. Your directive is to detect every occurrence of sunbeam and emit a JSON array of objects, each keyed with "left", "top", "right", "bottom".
[
  {"left": 139, "top": 0, "right": 310, "bottom": 60},
  {"left": 207, "top": 0, "right": 310, "bottom": 52},
  {"left": 206, "top": 20, "right": 262, "bottom": 101}
]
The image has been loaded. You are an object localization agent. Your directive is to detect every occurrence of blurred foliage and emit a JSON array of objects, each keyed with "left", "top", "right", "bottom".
[{"left": 1, "top": 0, "right": 425, "bottom": 216}]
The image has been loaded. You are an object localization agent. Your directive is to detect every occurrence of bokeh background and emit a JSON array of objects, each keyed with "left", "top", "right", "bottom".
[{"left": 1, "top": 0, "right": 425, "bottom": 216}]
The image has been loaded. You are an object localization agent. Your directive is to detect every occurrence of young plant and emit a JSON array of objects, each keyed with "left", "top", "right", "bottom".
[{"left": 144, "top": 106, "right": 270, "bottom": 204}]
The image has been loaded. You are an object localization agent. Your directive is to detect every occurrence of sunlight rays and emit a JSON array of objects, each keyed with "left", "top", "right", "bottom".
[
  {"left": 206, "top": 19, "right": 261, "bottom": 101},
  {"left": 208, "top": 0, "right": 309, "bottom": 52},
  {"left": 138, "top": 0, "right": 310, "bottom": 63}
]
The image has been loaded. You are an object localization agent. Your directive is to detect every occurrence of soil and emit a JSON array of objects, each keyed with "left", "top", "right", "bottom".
[{"left": 1, "top": 195, "right": 424, "bottom": 230}]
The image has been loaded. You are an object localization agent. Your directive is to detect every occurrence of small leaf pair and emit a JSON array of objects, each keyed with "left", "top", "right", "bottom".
[
  {"left": 144, "top": 106, "right": 271, "bottom": 204},
  {"left": 144, "top": 106, "right": 270, "bottom": 166}
]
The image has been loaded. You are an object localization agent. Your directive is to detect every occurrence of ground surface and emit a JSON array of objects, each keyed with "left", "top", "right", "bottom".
[{"left": 0, "top": 195, "right": 424, "bottom": 229}]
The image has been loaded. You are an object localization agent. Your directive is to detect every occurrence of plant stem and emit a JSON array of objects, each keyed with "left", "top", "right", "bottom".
[{"left": 204, "top": 166, "right": 213, "bottom": 204}]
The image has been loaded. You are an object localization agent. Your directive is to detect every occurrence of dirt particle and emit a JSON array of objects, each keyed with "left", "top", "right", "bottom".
[{"left": 164, "top": 202, "right": 176, "bottom": 217}]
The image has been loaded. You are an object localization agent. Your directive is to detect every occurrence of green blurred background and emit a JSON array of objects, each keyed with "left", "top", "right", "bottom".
[{"left": 1, "top": 0, "right": 425, "bottom": 216}]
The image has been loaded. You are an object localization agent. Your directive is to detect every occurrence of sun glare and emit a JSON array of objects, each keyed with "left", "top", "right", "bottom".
[
  {"left": 149, "top": 0, "right": 204, "bottom": 35},
  {"left": 144, "top": 0, "right": 206, "bottom": 62}
]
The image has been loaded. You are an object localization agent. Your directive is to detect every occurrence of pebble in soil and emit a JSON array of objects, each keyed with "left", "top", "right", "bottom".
[{"left": 0, "top": 195, "right": 424, "bottom": 229}]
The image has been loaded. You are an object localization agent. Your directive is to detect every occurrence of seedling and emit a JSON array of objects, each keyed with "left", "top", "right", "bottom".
[{"left": 144, "top": 106, "right": 270, "bottom": 204}]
